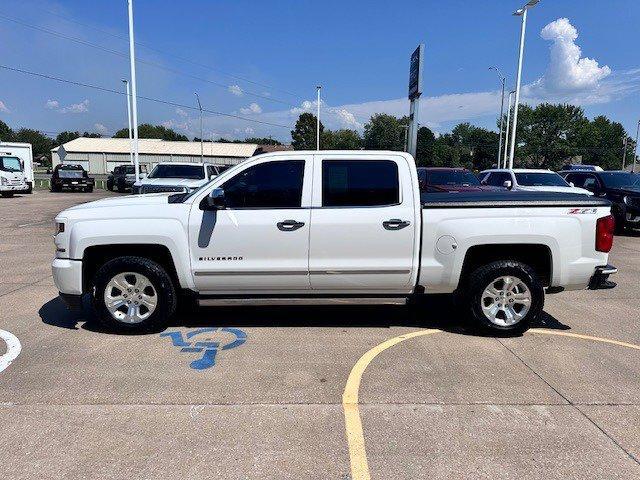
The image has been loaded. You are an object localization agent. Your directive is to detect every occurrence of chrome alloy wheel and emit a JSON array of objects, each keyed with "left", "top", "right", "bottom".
[
  {"left": 480, "top": 275, "right": 531, "bottom": 327},
  {"left": 103, "top": 272, "right": 157, "bottom": 324}
]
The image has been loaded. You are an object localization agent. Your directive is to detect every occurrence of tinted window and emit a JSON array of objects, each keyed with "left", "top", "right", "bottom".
[
  {"left": 322, "top": 160, "right": 399, "bottom": 207},
  {"left": 148, "top": 164, "right": 205, "bottom": 180},
  {"left": 222, "top": 160, "right": 304, "bottom": 208},
  {"left": 515, "top": 172, "right": 568, "bottom": 187},
  {"left": 599, "top": 172, "right": 640, "bottom": 190},
  {"left": 485, "top": 172, "right": 511, "bottom": 187},
  {"left": 426, "top": 170, "right": 480, "bottom": 186},
  {"left": 567, "top": 173, "right": 598, "bottom": 190}
]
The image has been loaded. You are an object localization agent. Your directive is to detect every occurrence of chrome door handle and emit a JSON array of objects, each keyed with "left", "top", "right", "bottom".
[
  {"left": 277, "top": 220, "right": 305, "bottom": 231},
  {"left": 383, "top": 219, "right": 410, "bottom": 230}
]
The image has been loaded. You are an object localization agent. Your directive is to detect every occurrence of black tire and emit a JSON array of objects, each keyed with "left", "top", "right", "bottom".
[
  {"left": 107, "top": 179, "right": 114, "bottom": 191},
  {"left": 86, "top": 186, "right": 94, "bottom": 193},
  {"left": 117, "top": 181, "right": 126, "bottom": 193},
  {"left": 92, "top": 256, "right": 177, "bottom": 333},
  {"left": 462, "top": 260, "right": 544, "bottom": 336},
  {"left": 51, "top": 184, "right": 61, "bottom": 192},
  {"left": 1, "top": 192, "right": 13, "bottom": 198},
  {"left": 611, "top": 204, "right": 626, "bottom": 234}
]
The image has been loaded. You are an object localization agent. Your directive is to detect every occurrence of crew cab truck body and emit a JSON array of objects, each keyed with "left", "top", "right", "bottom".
[{"left": 52, "top": 151, "right": 617, "bottom": 334}]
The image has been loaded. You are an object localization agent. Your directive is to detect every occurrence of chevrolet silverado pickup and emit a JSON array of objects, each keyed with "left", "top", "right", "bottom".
[{"left": 52, "top": 151, "right": 617, "bottom": 334}]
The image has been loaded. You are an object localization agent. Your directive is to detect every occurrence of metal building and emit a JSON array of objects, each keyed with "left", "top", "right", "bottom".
[{"left": 51, "top": 138, "right": 258, "bottom": 175}]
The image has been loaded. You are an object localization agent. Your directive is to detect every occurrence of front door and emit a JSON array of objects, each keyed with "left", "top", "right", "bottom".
[
  {"left": 189, "top": 158, "right": 312, "bottom": 293},
  {"left": 308, "top": 155, "right": 417, "bottom": 293}
]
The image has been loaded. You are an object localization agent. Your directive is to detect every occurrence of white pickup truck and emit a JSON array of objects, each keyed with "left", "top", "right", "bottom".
[{"left": 52, "top": 151, "right": 617, "bottom": 334}]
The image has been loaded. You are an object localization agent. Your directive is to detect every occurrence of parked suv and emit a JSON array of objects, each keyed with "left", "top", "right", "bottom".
[
  {"left": 107, "top": 164, "right": 147, "bottom": 193},
  {"left": 50, "top": 164, "right": 95, "bottom": 193},
  {"left": 479, "top": 169, "right": 591, "bottom": 195},
  {"left": 560, "top": 170, "right": 640, "bottom": 231}
]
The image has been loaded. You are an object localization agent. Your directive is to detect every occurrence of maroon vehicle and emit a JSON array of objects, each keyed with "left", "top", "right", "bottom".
[{"left": 418, "top": 167, "right": 496, "bottom": 193}]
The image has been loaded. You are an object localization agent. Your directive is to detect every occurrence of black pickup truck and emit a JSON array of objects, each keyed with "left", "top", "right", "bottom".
[{"left": 50, "top": 164, "right": 95, "bottom": 193}]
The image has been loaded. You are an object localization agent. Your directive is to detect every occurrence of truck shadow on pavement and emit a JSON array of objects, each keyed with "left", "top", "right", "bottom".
[{"left": 39, "top": 294, "right": 570, "bottom": 337}]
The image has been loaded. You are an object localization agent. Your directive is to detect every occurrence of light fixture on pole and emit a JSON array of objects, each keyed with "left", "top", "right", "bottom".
[
  {"left": 489, "top": 67, "right": 506, "bottom": 168},
  {"left": 316, "top": 86, "right": 321, "bottom": 151},
  {"left": 121, "top": 79, "right": 133, "bottom": 166},
  {"left": 503, "top": 90, "right": 516, "bottom": 169},
  {"left": 508, "top": 0, "right": 540, "bottom": 170},
  {"left": 127, "top": 0, "right": 140, "bottom": 183},
  {"left": 194, "top": 92, "right": 204, "bottom": 163}
]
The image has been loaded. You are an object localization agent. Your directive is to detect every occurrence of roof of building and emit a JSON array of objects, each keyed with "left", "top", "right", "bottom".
[{"left": 51, "top": 137, "right": 258, "bottom": 158}]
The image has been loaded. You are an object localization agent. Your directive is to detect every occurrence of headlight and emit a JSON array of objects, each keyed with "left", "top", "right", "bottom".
[
  {"left": 623, "top": 196, "right": 630, "bottom": 206},
  {"left": 0, "top": 177, "right": 7, "bottom": 185}
]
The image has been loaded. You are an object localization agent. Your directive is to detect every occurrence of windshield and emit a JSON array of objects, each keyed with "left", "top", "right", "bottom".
[
  {"left": 426, "top": 170, "right": 480, "bottom": 186},
  {"left": 599, "top": 172, "right": 640, "bottom": 190},
  {"left": 515, "top": 172, "right": 568, "bottom": 187},
  {"left": 148, "top": 164, "right": 204, "bottom": 180},
  {"left": 58, "top": 169, "right": 84, "bottom": 178},
  {"left": 0, "top": 156, "right": 22, "bottom": 172}
]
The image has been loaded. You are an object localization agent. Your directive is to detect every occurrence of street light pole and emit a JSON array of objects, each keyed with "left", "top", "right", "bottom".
[
  {"left": 622, "top": 136, "right": 628, "bottom": 170},
  {"left": 316, "top": 86, "right": 321, "bottom": 150},
  {"left": 489, "top": 67, "right": 506, "bottom": 168},
  {"left": 122, "top": 79, "right": 133, "bottom": 166},
  {"left": 194, "top": 92, "right": 204, "bottom": 163},
  {"left": 127, "top": 0, "right": 140, "bottom": 183},
  {"left": 508, "top": 0, "right": 540, "bottom": 170},
  {"left": 633, "top": 120, "right": 640, "bottom": 173},
  {"left": 503, "top": 90, "right": 516, "bottom": 169}
]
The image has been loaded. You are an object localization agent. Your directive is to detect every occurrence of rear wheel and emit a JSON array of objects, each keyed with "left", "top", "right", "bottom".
[
  {"left": 92, "top": 256, "right": 176, "bottom": 333},
  {"left": 463, "top": 260, "right": 544, "bottom": 335},
  {"left": 106, "top": 179, "right": 114, "bottom": 191},
  {"left": 1, "top": 192, "right": 13, "bottom": 198}
]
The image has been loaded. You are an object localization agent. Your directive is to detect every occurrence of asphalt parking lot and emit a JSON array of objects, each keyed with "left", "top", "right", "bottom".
[{"left": 1, "top": 190, "right": 639, "bottom": 480}]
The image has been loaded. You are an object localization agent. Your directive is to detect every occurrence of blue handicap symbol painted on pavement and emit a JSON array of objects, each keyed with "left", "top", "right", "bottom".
[{"left": 160, "top": 327, "right": 247, "bottom": 370}]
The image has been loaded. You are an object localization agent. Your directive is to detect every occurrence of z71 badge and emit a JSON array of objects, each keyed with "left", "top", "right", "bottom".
[{"left": 567, "top": 208, "right": 598, "bottom": 215}]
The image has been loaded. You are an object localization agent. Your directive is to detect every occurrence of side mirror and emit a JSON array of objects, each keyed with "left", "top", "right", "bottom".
[
  {"left": 503, "top": 180, "right": 513, "bottom": 190},
  {"left": 140, "top": 172, "right": 148, "bottom": 179},
  {"left": 202, "top": 187, "right": 226, "bottom": 210},
  {"left": 209, "top": 174, "right": 217, "bottom": 180},
  {"left": 569, "top": 182, "right": 575, "bottom": 187}
]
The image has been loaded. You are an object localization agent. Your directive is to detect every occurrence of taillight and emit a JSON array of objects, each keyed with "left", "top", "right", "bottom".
[{"left": 596, "top": 215, "right": 615, "bottom": 253}]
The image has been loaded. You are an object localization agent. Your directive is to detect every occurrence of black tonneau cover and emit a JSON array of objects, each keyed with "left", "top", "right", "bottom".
[{"left": 421, "top": 191, "right": 611, "bottom": 209}]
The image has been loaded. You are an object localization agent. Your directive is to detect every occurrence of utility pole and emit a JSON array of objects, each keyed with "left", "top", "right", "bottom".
[
  {"left": 508, "top": 0, "right": 540, "bottom": 170},
  {"left": 316, "top": 86, "right": 321, "bottom": 150},
  {"left": 489, "top": 67, "right": 506, "bottom": 168},
  {"left": 633, "top": 120, "right": 640, "bottom": 173},
  {"left": 122, "top": 79, "right": 133, "bottom": 165},
  {"left": 127, "top": 0, "right": 140, "bottom": 182},
  {"left": 194, "top": 92, "right": 204, "bottom": 162},
  {"left": 622, "top": 136, "right": 628, "bottom": 170}
]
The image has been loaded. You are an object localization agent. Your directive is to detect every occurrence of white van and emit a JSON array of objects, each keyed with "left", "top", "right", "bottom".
[{"left": 0, "top": 143, "right": 34, "bottom": 195}]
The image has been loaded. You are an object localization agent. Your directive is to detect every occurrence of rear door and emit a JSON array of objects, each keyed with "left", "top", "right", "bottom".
[{"left": 308, "top": 154, "right": 417, "bottom": 293}]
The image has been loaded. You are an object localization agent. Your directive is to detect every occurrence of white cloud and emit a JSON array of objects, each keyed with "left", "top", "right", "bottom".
[
  {"left": 228, "top": 85, "right": 243, "bottom": 96},
  {"left": 240, "top": 103, "right": 262, "bottom": 115},
  {"left": 60, "top": 99, "right": 89, "bottom": 114},
  {"left": 45, "top": 99, "right": 59, "bottom": 110},
  {"left": 0, "top": 101, "right": 10, "bottom": 113},
  {"left": 528, "top": 18, "right": 611, "bottom": 99},
  {"left": 329, "top": 108, "right": 363, "bottom": 130},
  {"left": 244, "top": 127, "right": 254, "bottom": 135},
  {"left": 94, "top": 123, "right": 108, "bottom": 135},
  {"left": 175, "top": 107, "right": 188, "bottom": 117}
]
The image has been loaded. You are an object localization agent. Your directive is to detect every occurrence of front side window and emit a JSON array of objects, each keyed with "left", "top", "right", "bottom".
[
  {"left": 485, "top": 172, "right": 511, "bottom": 187},
  {"left": 0, "top": 156, "right": 22, "bottom": 172},
  {"left": 148, "top": 164, "right": 205, "bottom": 180},
  {"left": 322, "top": 160, "right": 399, "bottom": 207},
  {"left": 221, "top": 160, "right": 305, "bottom": 209}
]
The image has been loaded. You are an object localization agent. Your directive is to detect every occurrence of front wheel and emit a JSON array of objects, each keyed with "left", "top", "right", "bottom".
[
  {"left": 462, "top": 260, "right": 544, "bottom": 335},
  {"left": 92, "top": 256, "right": 176, "bottom": 333}
]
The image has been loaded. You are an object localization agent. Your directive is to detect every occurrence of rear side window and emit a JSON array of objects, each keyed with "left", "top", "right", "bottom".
[
  {"left": 222, "top": 160, "right": 305, "bottom": 209},
  {"left": 322, "top": 160, "right": 399, "bottom": 207},
  {"left": 485, "top": 172, "right": 511, "bottom": 187}
]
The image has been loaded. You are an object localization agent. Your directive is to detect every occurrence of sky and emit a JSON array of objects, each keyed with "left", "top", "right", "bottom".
[{"left": 0, "top": 0, "right": 638, "bottom": 142}]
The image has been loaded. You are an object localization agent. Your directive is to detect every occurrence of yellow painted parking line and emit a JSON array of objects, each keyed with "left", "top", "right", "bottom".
[
  {"left": 529, "top": 328, "right": 640, "bottom": 351},
  {"left": 342, "top": 329, "right": 442, "bottom": 480},
  {"left": 342, "top": 327, "right": 640, "bottom": 480}
]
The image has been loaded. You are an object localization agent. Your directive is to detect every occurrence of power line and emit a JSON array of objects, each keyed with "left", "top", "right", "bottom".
[
  {"left": 0, "top": 64, "right": 292, "bottom": 129},
  {"left": 38, "top": 7, "right": 307, "bottom": 100},
  {"left": 0, "top": 12, "right": 300, "bottom": 109}
]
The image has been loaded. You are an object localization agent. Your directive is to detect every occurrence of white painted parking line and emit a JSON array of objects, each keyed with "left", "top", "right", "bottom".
[{"left": 0, "top": 329, "right": 22, "bottom": 373}]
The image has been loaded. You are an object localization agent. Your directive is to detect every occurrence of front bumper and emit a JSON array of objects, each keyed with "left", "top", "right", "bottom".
[
  {"left": 52, "top": 258, "right": 83, "bottom": 295},
  {"left": 588, "top": 264, "right": 617, "bottom": 290}
]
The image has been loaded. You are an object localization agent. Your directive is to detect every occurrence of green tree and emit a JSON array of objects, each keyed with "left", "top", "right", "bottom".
[
  {"left": 244, "top": 137, "right": 283, "bottom": 145},
  {"left": 577, "top": 116, "right": 629, "bottom": 170},
  {"left": 113, "top": 123, "right": 188, "bottom": 141},
  {"left": 13, "top": 128, "right": 55, "bottom": 160},
  {"left": 415, "top": 126, "right": 436, "bottom": 166},
  {"left": 291, "top": 113, "right": 322, "bottom": 150},
  {"left": 363, "top": 114, "right": 405, "bottom": 151},
  {"left": 322, "top": 129, "right": 362, "bottom": 150},
  {"left": 55, "top": 131, "right": 81, "bottom": 145},
  {"left": 0, "top": 120, "right": 14, "bottom": 141}
]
